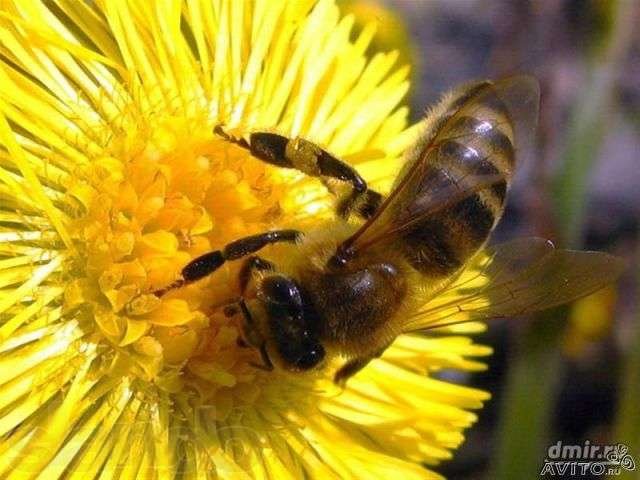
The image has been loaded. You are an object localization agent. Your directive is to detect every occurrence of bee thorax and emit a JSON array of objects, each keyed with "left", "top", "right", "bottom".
[{"left": 303, "top": 262, "right": 407, "bottom": 355}]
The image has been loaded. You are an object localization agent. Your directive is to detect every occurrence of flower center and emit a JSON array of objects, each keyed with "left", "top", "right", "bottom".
[{"left": 64, "top": 107, "right": 295, "bottom": 406}]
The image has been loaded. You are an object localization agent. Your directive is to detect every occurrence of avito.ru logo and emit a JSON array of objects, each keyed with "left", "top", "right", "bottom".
[{"left": 540, "top": 441, "right": 635, "bottom": 476}]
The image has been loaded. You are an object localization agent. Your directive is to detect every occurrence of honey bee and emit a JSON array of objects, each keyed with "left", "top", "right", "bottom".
[{"left": 156, "top": 76, "right": 623, "bottom": 385}]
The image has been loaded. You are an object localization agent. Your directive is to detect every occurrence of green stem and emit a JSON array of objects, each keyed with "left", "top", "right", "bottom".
[
  {"left": 490, "top": 311, "right": 564, "bottom": 478},
  {"left": 552, "top": 1, "right": 634, "bottom": 247}
]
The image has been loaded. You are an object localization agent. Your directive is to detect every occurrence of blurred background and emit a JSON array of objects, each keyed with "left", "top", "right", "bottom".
[{"left": 340, "top": 1, "right": 639, "bottom": 479}]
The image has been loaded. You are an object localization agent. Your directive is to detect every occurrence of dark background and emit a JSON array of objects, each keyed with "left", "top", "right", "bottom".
[{"left": 343, "top": 1, "right": 639, "bottom": 478}]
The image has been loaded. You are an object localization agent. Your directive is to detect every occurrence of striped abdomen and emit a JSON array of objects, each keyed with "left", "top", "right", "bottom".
[{"left": 399, "top": 81, "right": 516, "bottom": 278}]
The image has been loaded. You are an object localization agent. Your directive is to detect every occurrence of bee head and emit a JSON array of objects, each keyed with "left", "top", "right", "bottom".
[{"left": 255, "top": 274, "right": 325, "bottom": 371}]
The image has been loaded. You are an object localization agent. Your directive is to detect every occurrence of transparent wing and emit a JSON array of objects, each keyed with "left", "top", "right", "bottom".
[
  {"left": 403, "top": 237, "right": 625, "bottom": 332},
  {"left": 338, "top": 75, "right": 540, "bottom": 256},
  {"left": 347, "top": 172, "right": 505, "bottom": 253}
]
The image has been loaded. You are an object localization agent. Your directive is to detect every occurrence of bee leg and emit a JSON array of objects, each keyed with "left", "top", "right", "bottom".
[
  {"left": 333, "top": 358, "right": 370, "bottom": 386},
  {"left": 153, "top": 229, "right": 302, "bottom": 296},
  {"left": 238, "top": 255, "right": 274, "bottom": 294},
  {"left": 249, "top": 342, "right": 275, "bottom": 372},
  {"left": 231, "top": 297, "right": 275, "bottom": 371},
  {"left": 333, "top": 343, "right": 391, "bottom": 386},
  {"left": 339, "top": 188, "right": 385, "bottom": 220},
  {"left": 214, "top": 126, "right": 383, "bottom": 220}
]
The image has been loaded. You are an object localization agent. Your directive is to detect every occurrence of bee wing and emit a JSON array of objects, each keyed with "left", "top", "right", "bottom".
[
  {"left": 402, "top": 237, "right": 625, "bottom": 332},
  {"left": 339, "top": 75, "right": 539, "bottom": 255}
]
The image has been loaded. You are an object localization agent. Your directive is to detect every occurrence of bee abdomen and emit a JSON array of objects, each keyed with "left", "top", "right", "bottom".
[
  {"left": 401, "top": 217, "right": 464, "bottom": 277},
  {"left": 437, "top": 137, "right": 511, "bottom": 210},
  {"left": 449, "top": 193, "right": 496, "bottom": 243},
  {"left": 447, "top": 115, "right": 515, "bottom": 176},
  {"left": 401, "top": 190, "right": 496, "bottom": 277},
  {"left": 400, "top": 87, "right": 516, "bottom": 278}
]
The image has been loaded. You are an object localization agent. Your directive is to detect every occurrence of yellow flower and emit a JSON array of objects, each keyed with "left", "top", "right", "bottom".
[
  {"left": 563, "top": 286, "right": 618, "bottom": 358},
  {"left": 340, "top": 0, "right": 417, "bottom": 80},
  {"left": 0, "top": 1, "right": 490, "bottom": 478}
]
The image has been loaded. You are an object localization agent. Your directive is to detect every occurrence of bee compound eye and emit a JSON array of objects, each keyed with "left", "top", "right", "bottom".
[
  {"left": 293, "top": 343, "right": 325, "bottom": 370},
  {"left": 260, "top": 276, "right": 303, "bottom": 307}
]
